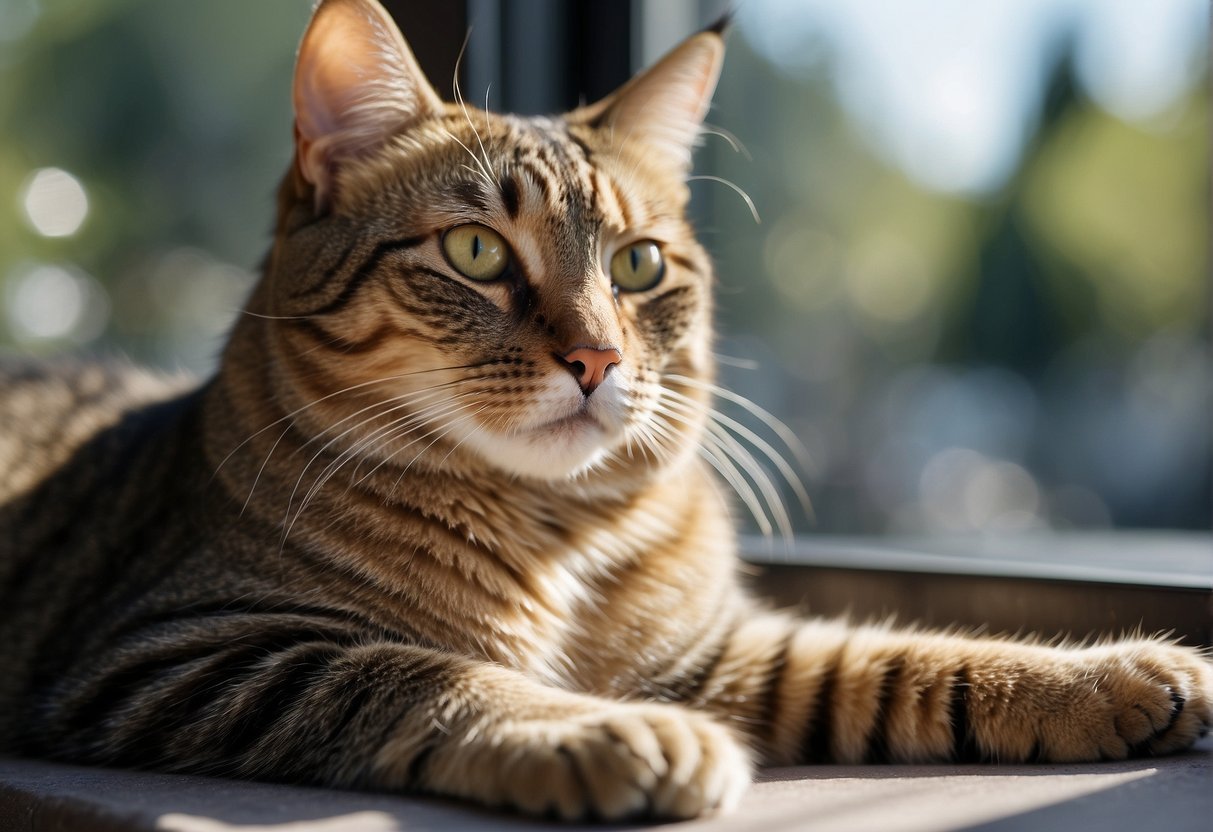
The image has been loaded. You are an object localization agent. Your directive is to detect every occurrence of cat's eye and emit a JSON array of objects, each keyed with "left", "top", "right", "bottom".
[
  {"left": 610, "top": 241, "right": 665, "bottom": 292},
  {"left": 442, "top": 224, "right": 509, "bottom": 282}
]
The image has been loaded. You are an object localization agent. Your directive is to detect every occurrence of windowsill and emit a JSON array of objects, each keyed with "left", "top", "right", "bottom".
[
  {"left": 1, "top": 740, "right": 1209, "bottom": 831},
  {"left": 741, "top": 531, "right": 1213, "bottom": 646},
  {"left": 741, "top": 531, "right": 1213, "bottom": 588}
]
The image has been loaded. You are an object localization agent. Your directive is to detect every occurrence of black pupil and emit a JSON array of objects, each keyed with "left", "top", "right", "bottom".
[
  {"left": 630, "top": 246, "right": 640, "bottom": 272},
  {"left": 472, "top": 234, "right": 482, "bottom": 259}
]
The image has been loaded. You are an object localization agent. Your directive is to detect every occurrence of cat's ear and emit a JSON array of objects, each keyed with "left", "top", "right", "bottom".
[
  {"left": 571, "top": 21, "right": 726, "bottom": 173},
  {"left": 293, "top": 0, "right": 443, "bottom": 209}
]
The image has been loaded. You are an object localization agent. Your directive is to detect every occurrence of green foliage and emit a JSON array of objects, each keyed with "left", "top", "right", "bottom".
[{"left": 0, "top": 0, "right": 310, "bottom": 366}]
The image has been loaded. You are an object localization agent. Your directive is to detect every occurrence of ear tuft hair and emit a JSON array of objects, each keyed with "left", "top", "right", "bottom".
[{"left": 703, "top": 9, "right": 735, "bottom": 37}]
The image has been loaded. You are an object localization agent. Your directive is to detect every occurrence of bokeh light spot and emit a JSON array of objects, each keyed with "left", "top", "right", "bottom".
[
  {"left": 919, "top": 447, "right": 1043, "bottom": 533},
  {"left": 4, "top": 263, "right": 109, "bottom": 344},
  {"left": 765, "top": 219, "right": 842, "bottom": 310},
  {"left": 844, "top": 231, "right": 933, "bottom": 323},
  {"left": 20, "top": 167, "right": 90, "bottom": 238},
  {"left": 0, "top": 0, "right": 40, "bottom": 45}
]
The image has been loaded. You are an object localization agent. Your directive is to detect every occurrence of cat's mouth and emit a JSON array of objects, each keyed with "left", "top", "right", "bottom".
[{"left": 536, "top": 404, "right": 606, "bottom": 435}]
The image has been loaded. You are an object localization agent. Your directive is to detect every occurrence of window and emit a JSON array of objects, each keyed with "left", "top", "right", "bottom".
[
  {"left": 699, "top": 1, "right": 1211, "bottom": 540},
  {"left": 1, "top": 0, "right": 1208, "bottom": 640}
]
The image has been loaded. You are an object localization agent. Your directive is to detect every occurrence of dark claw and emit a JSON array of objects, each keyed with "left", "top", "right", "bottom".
[{"left": 1163, "top": 692, "right": 1187, "bottom": 734}]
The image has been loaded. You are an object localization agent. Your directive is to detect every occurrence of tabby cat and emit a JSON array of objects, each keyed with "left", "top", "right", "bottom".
[{"left": 1, "top": 0, "right": 1209, "bottom": 821}]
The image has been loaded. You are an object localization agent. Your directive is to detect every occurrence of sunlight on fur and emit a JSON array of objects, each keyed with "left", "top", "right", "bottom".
[{"left": 0, "top": 0, "right": 1209, "bottom": 823}]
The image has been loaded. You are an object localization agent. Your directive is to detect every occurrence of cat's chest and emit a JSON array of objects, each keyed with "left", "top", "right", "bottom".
[
  {"left": 473, "top": 521, "right": 737, "bottom": 692},
  {"left": 455, "top": 531, "right": 654, "bottom": 686},
  {"left": 291, "top": 466, "right": 735, "bottom": 688}
]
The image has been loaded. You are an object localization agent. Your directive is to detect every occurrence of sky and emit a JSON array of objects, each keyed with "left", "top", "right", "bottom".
[{"left": 738, "top": 0, "right": 1209, "bottom": 195}]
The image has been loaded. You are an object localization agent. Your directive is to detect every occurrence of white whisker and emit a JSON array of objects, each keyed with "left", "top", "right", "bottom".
[
  {"left": 350, "top": 396, "right": 481, "bottom": 487},
  {"left": 666, "top": 374, "right": 813, "bottom": 474},
  {"left": 241, "top": 310, "right": 320, "bottom": 321},
  {"left": 280, "top": 389, "right": 477, "bottom": 543},
  {"left": 451, "top": 27, "right": 500, "bottom": 189},
  {"left": 700, "top": 122, "right": 751, "bottom": 160},
  {"left": 686, "top": 175, "right": 761, "bottom": 224},
  {"left": 393, "top": 407, "right": 488, "bottom": 485},
  {"left": 703, "top": 418, "right": 792, "bottom": 539},
  {"left": 652, "top": 400, "right": 779, "bottom": 537},
  {"left": 439, "top": 122, "right": 495, "bottom": 189},
  {"left": 713, "top": 352, "right": 760, "bottom": 370},
  {"left": 213, "top": 365, "right": 484, "bottom": 482},
  {"left": 663, "top": 389, "right": 812, "bottom": 521},
  {"left": 306, "top": 392, "right": 475, "bottom": 494},
  {"left": 281, "top": 394, "right": 479, "bottom": 546}
]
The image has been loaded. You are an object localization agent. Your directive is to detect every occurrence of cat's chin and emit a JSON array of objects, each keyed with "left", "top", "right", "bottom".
[
  {"left": 444, "top": 373, "right": 636, "bottom": 481},
  {"left": 446, "top": 386, "right": 631, "bottom": 481},
  {"left": 456, "top": 413, "right": 618, "bottom": 481}
]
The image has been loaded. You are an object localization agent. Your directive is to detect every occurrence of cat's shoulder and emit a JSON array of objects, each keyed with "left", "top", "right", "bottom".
[
  {"left": 0, "top": 355, "right": 195, "bottom": 501},
  {"left": 0, "top": 354, "right": 193, "bottom": 412}
]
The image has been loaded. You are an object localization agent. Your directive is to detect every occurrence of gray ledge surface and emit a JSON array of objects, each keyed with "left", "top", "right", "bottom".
[{"left": 2, "top": 739, "right": 1210, "bottom": 832}]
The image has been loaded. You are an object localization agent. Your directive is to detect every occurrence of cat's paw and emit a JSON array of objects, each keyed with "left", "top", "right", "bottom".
[
  {"left": 445, "top": 703, "right": 751, "bottom": 820},
  {"left": 1048, "top": 641, "right": 1212, "bottom": 761}
]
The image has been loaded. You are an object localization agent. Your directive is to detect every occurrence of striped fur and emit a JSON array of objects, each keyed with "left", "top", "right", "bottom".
[{"left": 1, "top": 0, "right": 1209, "bottom": 821}]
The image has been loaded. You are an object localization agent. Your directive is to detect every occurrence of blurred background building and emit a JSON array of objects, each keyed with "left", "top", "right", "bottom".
[{"left": 1, "top": 0, "right": 1208, "bottom": 538}]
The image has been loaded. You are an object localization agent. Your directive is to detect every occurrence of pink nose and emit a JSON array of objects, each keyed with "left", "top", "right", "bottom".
[{"left": 559, "top": 347, "right": 622, "bottom": 394}]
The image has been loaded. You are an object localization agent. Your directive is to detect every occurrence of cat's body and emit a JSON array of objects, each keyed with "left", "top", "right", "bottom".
[{"left": 1, "top": 0, "right": 1209, "bottom": 820}]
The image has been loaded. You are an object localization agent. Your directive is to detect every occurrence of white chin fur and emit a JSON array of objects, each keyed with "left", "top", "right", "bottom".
[{"left": 452, "top": 373, "right": 629, "bottom": 480}]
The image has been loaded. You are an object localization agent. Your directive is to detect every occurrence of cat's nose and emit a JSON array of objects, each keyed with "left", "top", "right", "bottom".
[{"left": 558, "top": 347, "right": 622, "bottom": 395}]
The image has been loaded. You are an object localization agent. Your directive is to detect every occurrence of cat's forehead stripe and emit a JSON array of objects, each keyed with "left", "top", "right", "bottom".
[
  {"left": 493, "top": 121, "right": 633, "bottom": 236},
  {"left": 500, "top": 174, "right": 521, "bottom": 218},
  {"left": 600, "top": 172, "right": 633, "bottom": 231}
]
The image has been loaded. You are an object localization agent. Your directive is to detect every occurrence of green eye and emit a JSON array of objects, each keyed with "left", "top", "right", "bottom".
[
  {"left": 442, "top": 224, "right": 509, "bottom": 281},
  {"left": 610, "top": 240, "right": 664, "bottom": 292}
]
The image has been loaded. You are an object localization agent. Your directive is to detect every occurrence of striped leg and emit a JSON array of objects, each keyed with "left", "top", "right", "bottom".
[
  {"left": 680, "top": 613, "right": 1213, "bottom": 765},
  {"left": 39, "top": 615, "right": 750, "bottom": 820}
]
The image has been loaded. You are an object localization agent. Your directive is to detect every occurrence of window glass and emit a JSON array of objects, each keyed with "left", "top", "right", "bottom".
[
  {"left": 1, "top": 0, "right": 1207, "bottom": 538},
  {"left": 0, "top": 0, "right": 308, "bottom": 371},
  {"left": 699, "top": 0, "right": 1210, "bottom": 535}
]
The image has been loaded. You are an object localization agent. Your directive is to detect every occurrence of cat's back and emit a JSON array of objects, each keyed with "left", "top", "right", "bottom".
[{"left": 0, "top": 357, "right": 193, "bottom": 504}]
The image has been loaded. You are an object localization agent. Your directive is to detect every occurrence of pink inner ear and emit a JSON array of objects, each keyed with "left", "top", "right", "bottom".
[
  {"left": 292, "top": 124, "right": 325, "bottom": 204},
  {"left": 290, "top": 0, "right": 442, "bottom": 206},
  {"left": 294, "top": 37, "right": 346, "bottom": 146},
  {"left": 685, "top": 46, "right": 721, "bottom": 123}
]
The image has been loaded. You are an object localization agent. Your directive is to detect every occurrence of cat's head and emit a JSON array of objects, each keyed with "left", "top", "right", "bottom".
[{"left": 249, "top": 0, "right": 724, "bottom": 484}]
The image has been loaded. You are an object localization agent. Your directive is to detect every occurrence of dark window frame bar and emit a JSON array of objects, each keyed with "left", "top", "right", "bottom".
[{"left": 382, "top": 0, "right": 635, "bottom": 118}]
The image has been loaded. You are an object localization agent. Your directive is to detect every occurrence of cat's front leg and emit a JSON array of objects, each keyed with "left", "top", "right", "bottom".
[
  {"left": 45, "top": 632, "right": 749, "bottom": 820},
  {"left": 674, "top": 613, "right": 1212, "bottom": 764},
  {"left": 395, "top": 673, "right": 751, "bottom": 819}
]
